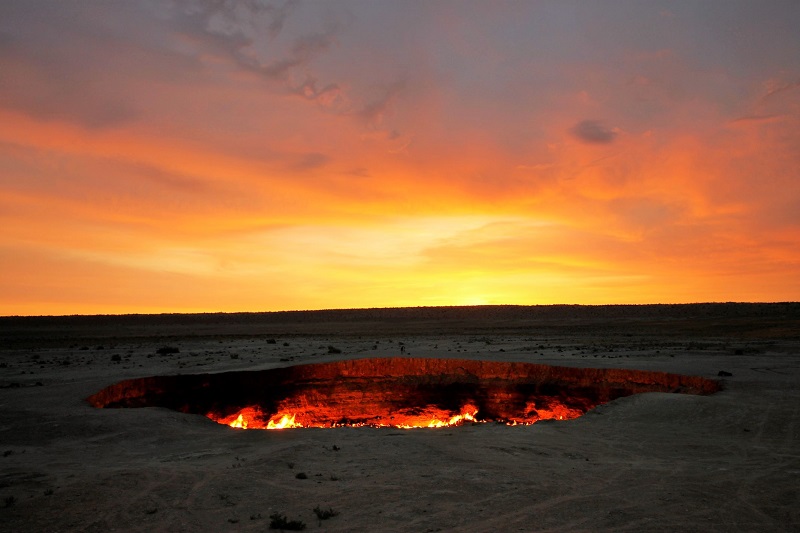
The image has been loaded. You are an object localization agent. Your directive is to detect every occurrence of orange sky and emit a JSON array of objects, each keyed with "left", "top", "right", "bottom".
[{"left": 1, "top": 1, "right": 799, "bottom": 315}]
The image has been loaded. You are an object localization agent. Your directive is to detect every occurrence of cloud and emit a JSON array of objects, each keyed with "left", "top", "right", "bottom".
[
  {"left": 258, "top": 29, "right": 338, "bottom": 79},
  {"left": 290, "top": 152, "right": 330, "bottom": 171},
  {"left": 289, "top": 76, "right": 346, "bottom": 109},
  {"left": 569, "top": 120, "right": 618, "bottom": 144},
  {"left": 728, "top": 114, "right": 784, "bottom": 127},
  {"left": 345, "top": 167, "right": 371, "bottom": 178},
  {"left": 167, "top": 1, "right": 414, "bottom": 140},
  {"left": 356, "top": 80, "right": 406, "bottom": 129},
  {"left": 172, "top": 1, "right": 338, "bottom": 85},
  {"left": 190, "top": 0, "right": 298, "bottom": 43},
  {"left": 762, "top": 78, "right": 800, "bottom": 99}
]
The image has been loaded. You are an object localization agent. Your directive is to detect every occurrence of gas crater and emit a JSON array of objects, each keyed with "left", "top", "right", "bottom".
[{"left": 87, "top": 357, "right": 721, "bottom": 429}]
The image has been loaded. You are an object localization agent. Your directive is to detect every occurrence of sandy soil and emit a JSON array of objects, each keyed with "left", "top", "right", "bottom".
[{"left": 1, "top": 304, "right": 799, "bottom": 532}]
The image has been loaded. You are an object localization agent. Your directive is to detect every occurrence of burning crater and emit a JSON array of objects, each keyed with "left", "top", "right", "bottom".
[{"left": 87, "top": 358, "right": 720, "bottom": 430}]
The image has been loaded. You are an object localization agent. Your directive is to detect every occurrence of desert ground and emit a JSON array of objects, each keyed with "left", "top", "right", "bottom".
[{"left": 1, "top": 304, "right": 799, "bottom": 532}]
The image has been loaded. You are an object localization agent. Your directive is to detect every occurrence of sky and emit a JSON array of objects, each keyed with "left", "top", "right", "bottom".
[{"left": 1, "top": 0, "right": 799, "bottom": 315}]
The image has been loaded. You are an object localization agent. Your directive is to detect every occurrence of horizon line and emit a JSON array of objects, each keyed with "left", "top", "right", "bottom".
[{"left": 2, "top": 301, "right": 798, "bottom": 320}]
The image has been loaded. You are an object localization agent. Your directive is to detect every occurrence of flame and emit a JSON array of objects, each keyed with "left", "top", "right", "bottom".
[
  {"left": 209, "top": 406, "right": 268, "bottom": 430},
  {"left": 207, "top": 404, "right": 485, "bottom": 430},
  {"left": 267, "top": 413, "right": 301, "bottom": 429},
  {"left": 229, "top": 414, "right": 247, "bottom": 429},
  {"left": 206, "top": 401, "right": 583, "bottom": 430},
  {"left": 396, "top": 405, "right": 478, "bottom": 429}
]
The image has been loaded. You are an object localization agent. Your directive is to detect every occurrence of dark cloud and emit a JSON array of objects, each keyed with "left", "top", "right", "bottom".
[
  {"left": 171, "top": 1, "right": 337, "bottom": 85},
  {"left": 160, "top": 0, "right": 368, "bottom": 121},
  {"left": 290, "top": 152, "right": 330, "bottom": 171},
  {"left": 569, "top": 120, "right": 618, "bottom": 144},
  {"left": 262, "top": 0, "right": 298, "bottom": 40},
  {"left": 345, "top": 167, "right": 371, "bottom": 178},
  {"left": 291, "top": 30, "right": 337, "bottom": 62},
  {"left": 162, "top": 3, "right": 402, "bottom": 132},
  {"left": 289, "top": 76, "right": 345, "bottom": 109},
  {"left": 729, "top": 114, "right": 783, "bottom": 127},
  {"left": 763, "top": 79, "right": 800, "bottom": 99},
  {"left": 357, "top": 81, "right": 405, "bottom": 128}
]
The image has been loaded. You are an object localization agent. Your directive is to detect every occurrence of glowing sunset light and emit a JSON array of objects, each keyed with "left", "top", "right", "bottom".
[{"left": 1, "top": 1, "right": 798, "bottom": 315}]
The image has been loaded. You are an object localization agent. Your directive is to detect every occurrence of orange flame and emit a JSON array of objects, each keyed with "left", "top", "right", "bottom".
[
  {"left": 266, "top": 413, "right": 301, "bottom": 429},
  {"left": 205, "top": 401, "right": 584, "bottom": 430},
  {"left": 228, "top": 414, "right": 248, "bottom": 429},
  {"left": 394, "top": 405, "right": 479, "bottom": 429},
  {"left": 207, "top": 404, "right": 488, "bottom": 430}
]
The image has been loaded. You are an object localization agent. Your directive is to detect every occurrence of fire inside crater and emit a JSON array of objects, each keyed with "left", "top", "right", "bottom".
[{"left": 87, "top": 357, "right": 721, "bottom": 430}]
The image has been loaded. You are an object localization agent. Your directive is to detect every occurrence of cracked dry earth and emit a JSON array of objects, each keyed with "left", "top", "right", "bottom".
[{"left": 1, "top": 305, "right": 799, "bottom": 532}]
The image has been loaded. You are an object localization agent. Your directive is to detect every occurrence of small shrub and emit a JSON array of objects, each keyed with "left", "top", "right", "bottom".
[
  {"left": 111, "top": 354, "right": 121, "bottom": 362},
  {"left": 327, "top": 346, "right": 342, "bottom": 354},
  {"left": 295, "top": 472, "right": 308, "bottom": 480},
  {"left": 269, "top": 512, "right": 306, "bottom": 530},
  {"left": 156, "top": 346, "right": 180, "bottom": 356},
  {"left": 313, "top": 506, "right": 339, "bottom": 520}
]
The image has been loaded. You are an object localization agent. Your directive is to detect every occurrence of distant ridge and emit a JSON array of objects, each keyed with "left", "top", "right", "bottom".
[
  {"left": 3, "top": 302, "right": 799, "bottom": 321},
  {"left": 1, "top": 303, "right": 798, "bottom": 345}
]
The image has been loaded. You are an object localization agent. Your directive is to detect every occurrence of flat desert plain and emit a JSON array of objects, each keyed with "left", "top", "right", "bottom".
[{"left": 1, "top": 304, "right": 799, "bottom": 532}]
